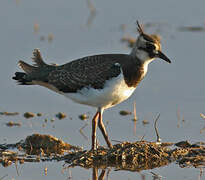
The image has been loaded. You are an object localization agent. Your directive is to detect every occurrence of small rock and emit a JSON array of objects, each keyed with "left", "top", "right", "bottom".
[
  {"left": 50, "top": 118, "right": 55, "bottom": 122},
  {"left": 40, "top": 36, "right": 46, "bottom": 41},
  {"left": 24, "top": 112, "right": 35, "bottom": 118},
  {"left": 119, "top": 110, "right": 132, "bottom": 116},
  {"left": 56, "top": 112, "right": 66, "bottom": 120},
  {"left": 37, "top": 113, "right": 43, "bottom": 116},
  {"left": 79, "top": 114, "right": 89, "bottom": 120},
  {"left": 142, "top": 119, "right": 149, "bottom": 125}
]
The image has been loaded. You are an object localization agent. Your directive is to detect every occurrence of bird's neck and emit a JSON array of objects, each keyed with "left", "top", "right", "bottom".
[{"left": 130, "top": 47, "right": 154, "bottom": 75}]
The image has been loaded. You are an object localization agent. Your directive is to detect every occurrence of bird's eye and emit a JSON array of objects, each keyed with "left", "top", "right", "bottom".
[{"left": 146, "top": 43, "right": 155, "bottom": 51}]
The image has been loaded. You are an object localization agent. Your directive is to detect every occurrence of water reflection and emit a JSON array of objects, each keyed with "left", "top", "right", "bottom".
[
  {"left": 92, "top": 167, "right": 106, "bottom": 180},
  {"left": 86, "top": 0, "right": 97, "bottom": 27},
  {"left": 1, "top": 134, "right": 205, "bottom": 180}
]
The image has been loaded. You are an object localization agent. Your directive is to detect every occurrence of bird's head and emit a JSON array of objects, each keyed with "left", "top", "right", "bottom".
[{"left": 131, "top": 21, "right": 171, "bottom": 64}]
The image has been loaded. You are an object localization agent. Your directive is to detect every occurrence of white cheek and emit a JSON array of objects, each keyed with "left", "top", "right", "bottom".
[
  {"left": 136, "top": 49, "right": 150, "bottom": 61},
  {"left": 135, "top": 49, "right": 155, "bottom": 75}
]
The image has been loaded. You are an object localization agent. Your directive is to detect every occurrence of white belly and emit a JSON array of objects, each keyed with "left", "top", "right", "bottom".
[{"left": 63, "top": 72, "right": 135, "bottom": 109}]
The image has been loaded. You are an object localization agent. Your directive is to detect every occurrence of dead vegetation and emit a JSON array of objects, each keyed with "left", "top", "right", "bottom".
[
  {"left": 5, "top": 121, "right": 21, "bottom": 127},
  {"left": 0, "top": 134, "right": 205, "bottom": 171},
  {"left": 66, "top": 141, "right": 171, "bottom": 171},
  {"left": 23, "top": 134, "right": 79, "bottom": 155},
  {"left": 0, "top": 112, "right": 19, "bottom": 116}
]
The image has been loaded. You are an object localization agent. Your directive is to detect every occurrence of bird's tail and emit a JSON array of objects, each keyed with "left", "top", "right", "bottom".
[
  {"left": 12, "top": 49, "right": 48, "bottom": 85},
  {"left": 12, "top": 72, "right": 32, "bottom": 85}
]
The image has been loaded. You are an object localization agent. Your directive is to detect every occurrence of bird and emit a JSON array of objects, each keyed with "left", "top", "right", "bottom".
[{"left": 13, "top": 21, "right": 171, "bottom": 150}]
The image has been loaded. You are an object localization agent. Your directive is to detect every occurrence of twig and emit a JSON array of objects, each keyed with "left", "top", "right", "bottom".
[
  {"left": 86, "top": 0, "right": 97, "bottom": 27},
  {"left": 133, "top": 101, "right": 138, "bottom": 121},
  {"left": 140, "top": 173, "right": 145, "bottom": 180},
  {"left": 150, "top": 171, "right": 163, "bottom": 180},
  {"left": 106, "top": 168, "right": 111, "bottom": 180},
  {"left": 28, "top": 140, "right": 33, "bottom": 154},
  {"left": 200, "top": 127, "right": 205, "bottom": 134},
  {"left": 79, "top": 123, "right": 89, "bottom": 141},
  {"left": 177, "top": 107, "right": 180, "bottom": 128},
  {"left": 15, "top": 161, "right": 20, "bottom": 176},
  {"left": 198, "top": 168, "right": 203, "bottom": 180},
  {"left": 44, "top": 167, "right": 48, "bottom": 176},
  {"left": 133, "top": 120, "right": 137, "bottom": 136},
  {"left": 140, "top": 134, "right": 145, "bottom": 142},
  {"left": 0, "top": 175, "right": 8, "bottom": 180},
  {"left": 154, "top": 114, "right": 161, "bottom": 144},
  {"left": 133, "top": 101, "right": 137, "bottom": 136},
  {"left": 96, "top": 139, "right": 99, "bottom": 149},
  {"left": 87, "top": 0, "right": 96, "bottom": 13},
  {"left": 111, "top": 139, "right": 123, "bottom": 143},
  {"left": 67, "top": 168, "right": 72, "bottom": 180}
]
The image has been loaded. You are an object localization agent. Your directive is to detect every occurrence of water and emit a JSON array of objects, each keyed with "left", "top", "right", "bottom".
[{"left": 1, "top": 0, "right": 205, "bottom": 179}]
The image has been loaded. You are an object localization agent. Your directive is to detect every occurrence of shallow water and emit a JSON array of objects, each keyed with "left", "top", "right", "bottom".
[{"left": 1, "top": 0, "right": 205, "bottom": 179}]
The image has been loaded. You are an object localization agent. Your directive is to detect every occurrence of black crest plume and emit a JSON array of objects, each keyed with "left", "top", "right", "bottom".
[{"left": 136, "top": 20, "right": 144, "bottom": 35}]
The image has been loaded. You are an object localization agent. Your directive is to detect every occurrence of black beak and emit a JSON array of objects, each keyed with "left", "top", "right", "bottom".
[{"left": 156, "top": 51, "right": 171, "bottom": 63}]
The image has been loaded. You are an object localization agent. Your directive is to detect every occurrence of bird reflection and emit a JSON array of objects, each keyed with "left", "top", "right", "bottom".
[{"left": 92, "top": 167, "right": 106, "bottom": 180}]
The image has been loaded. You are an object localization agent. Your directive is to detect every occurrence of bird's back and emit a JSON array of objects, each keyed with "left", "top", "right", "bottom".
[{"left": 13, "top": 50, "right": 146, "bottom": 97}]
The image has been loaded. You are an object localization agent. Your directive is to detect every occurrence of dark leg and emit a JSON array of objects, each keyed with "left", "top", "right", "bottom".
[
  {"left": 98, "top": 108, "right": 113, "bottom": 148},
  {"left": 92, "top": 111, "right": 99, "bottom": 150}
]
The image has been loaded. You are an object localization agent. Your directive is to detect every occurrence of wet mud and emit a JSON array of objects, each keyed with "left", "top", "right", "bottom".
[{"left": 0, "top": 134, "right": 205, "bottom": 171}]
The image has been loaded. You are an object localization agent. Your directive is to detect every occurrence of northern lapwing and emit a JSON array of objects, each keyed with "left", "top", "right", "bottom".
[{"left": 13, "top": 21, "right": 171, "bottom": 150}]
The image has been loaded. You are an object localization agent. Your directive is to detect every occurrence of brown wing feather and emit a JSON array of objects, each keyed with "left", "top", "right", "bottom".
[{"left": 47, "top": 55, "right": 122, "bottom": 93}]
